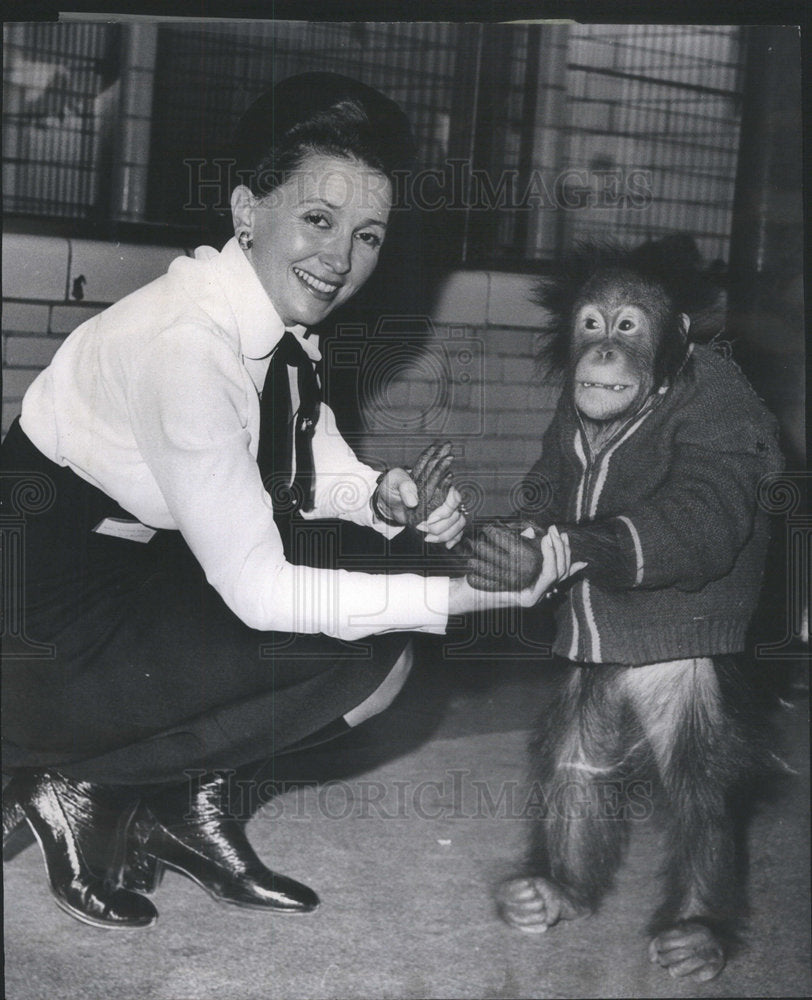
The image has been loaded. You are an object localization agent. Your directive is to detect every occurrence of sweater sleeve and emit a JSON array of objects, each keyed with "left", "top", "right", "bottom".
[
  {"left": 565, "top": 520, "right": 639, "bottom": 589},
  {"left": 126, "top": 325, "right": 449, "bottom": 639},
  {"left": 568, "top": 396, "right": 782, "bottom": 593}
]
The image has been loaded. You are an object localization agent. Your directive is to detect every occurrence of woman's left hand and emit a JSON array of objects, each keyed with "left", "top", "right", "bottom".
[
  {"left": 419, "top": 483, "right": 467, "bottom": 547},
  {"left": 374, "top": 442, "right": 467, "bottom": 548},
  {"left": 465, "top": 523, "right": 586, "bottom": 598}
]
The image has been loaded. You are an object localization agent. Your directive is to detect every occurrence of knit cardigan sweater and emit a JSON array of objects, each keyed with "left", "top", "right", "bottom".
[{"left": 523, "top": 343, "right": 783, "bottom": 665}]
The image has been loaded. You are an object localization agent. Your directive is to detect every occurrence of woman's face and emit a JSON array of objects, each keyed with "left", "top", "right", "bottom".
[{"left": 233, "top": 153, "right": 392, "bottom": 327}]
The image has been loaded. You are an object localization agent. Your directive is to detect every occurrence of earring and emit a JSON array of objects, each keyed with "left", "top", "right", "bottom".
[{"left": 238, "top": 231, "right": 253, "bottom": 251}]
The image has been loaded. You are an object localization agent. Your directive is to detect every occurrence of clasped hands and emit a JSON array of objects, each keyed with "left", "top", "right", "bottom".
[
  {"left": 373, "top": 441, "right": 583, "bottom": 606},
  {"left": 373, "top": 441, "right": 465, "bottom": 548}
]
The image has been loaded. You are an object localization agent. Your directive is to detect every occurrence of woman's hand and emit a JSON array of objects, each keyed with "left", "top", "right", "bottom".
[
  {"left": 373, "top": 440, "right": 467, "bottom": 548},
  {"left": 465, "top": 521, "right": 545, "bottom": 592},
  {"left": 451, "top": 524, "right": 584, "bottom": 614},
  {"left": 516, "top": 525, "right": 581, "bottom": 606},
  {"left": 420, "top": 484, "right": 466, "bottom": 548}
]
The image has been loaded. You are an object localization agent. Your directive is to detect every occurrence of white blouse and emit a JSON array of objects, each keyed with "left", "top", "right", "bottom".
[{"left": 21, "top": 237, "right": 449, "bottom": 640}]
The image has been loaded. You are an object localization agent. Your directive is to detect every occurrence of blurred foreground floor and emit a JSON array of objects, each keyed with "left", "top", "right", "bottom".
[{"left": 3, "top": 637, "right": 810, "bottom": 1000}]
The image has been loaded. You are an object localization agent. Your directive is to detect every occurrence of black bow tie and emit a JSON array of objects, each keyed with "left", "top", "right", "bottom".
[{"left": 256, "top": 330, "right": 321, "bottom": 513}]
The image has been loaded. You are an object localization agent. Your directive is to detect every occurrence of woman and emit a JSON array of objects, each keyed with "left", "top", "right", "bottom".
[{"left": 1, "top": 73, "right": 571, "bottom": 929}]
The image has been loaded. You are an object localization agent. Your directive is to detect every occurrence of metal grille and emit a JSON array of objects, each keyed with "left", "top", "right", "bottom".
[
  {"left": 2, "top": 22, "right": 119, "bottom": 218},
  {"left": 145, "top": 21, "right": 468, "bottom": 227},
  {"left": 559, "top": 25, "right": 744, "bottom": 262},
  {"left": 3, "top": 21, "right": 747, "bottom": 263}
]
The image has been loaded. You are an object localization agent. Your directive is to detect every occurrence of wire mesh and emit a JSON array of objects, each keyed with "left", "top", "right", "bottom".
[
  {"left": 2, "top": 21, "right": 746, "bottom": 263},
  {"left": 559, "top": 25, "right": 744, "bottom": 262},
  {"left": 2, "top": 22, "right": 120, "bottom": 219}
]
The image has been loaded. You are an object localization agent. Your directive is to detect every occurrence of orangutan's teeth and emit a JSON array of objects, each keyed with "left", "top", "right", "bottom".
[{"left": 580, "top": 381, "right": 629, "bottom": 391}]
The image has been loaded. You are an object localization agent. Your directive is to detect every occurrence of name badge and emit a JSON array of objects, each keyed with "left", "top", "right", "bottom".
[{"left": 93, "top": 517, "right": 157, "bottom": 544}]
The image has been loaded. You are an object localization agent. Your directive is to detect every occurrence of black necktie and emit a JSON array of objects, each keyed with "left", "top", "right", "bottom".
[{"left": 256, "top": 330, "right": 321, "bottom": 513}]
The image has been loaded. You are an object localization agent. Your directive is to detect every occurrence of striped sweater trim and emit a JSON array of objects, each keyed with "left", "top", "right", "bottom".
[
  {"left": 573, "top": 429, "right": 588, "bottom": 520},
  {"left": 588, "top": 404, "right": 657, "bottom": 518},
  {"left": 582, "top": 579, "right": 601, "bottom": 660},
  {"left": 616, "top": 514, "right": 644, "bottom": 585}
]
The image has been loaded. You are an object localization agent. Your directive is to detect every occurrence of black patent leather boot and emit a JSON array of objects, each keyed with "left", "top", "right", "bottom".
[
  {"left": 3, "top": 780, "right": 34, "bottom": 860},
  {"left": 133, "top": 771, "right": 318, "bottom": 912},
  {"left": 3, "top": 781, "right": 25, "bottom": 838},
  {"left": 120, "top": 808, "right": 165, "bottom": 895},
  {"left": 11, "top": 771, "right": 158, "bottom": 929}
]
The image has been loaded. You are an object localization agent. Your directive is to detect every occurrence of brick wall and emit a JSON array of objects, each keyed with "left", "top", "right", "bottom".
[
  {"left": 352, "top": 272, "right": 560, "bottom": 517},
  {"left": 2, "top": 234, "right": 558, "bottom": 516},
  {"left": 2, "top": 233, "right": 186, "bottom": 436}
]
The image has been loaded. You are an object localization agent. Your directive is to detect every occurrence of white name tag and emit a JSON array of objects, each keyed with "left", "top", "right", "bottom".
[{"left": 93, "top": 517, "right": 157, "bottom": 544}]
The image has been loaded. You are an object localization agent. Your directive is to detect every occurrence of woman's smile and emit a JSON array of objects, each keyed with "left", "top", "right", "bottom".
[{"left": 292, "top": 266, "right": 344, "bottom": 299}]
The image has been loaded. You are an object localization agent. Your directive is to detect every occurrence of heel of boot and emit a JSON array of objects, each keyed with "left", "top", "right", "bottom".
[
  {"left": 121, "top": 811, "right": 165, "bottom": 894},
  {"left": 3, "top": 779, "right": 35, "bottom": 860},
  {"left": 16, "top": 770, "right": 159, "bottom": 928}
]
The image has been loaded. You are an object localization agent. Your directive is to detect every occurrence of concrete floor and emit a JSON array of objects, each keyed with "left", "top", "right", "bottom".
[{"left": 3, "top": 636, "right": 810, "bottom": 999}]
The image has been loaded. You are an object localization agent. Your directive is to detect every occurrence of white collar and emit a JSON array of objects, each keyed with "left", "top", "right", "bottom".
[{"left": 203, "top": 237, "right": 321, "bottom": 363}]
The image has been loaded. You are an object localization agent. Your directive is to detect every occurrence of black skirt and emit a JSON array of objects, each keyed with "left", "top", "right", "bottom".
[{"left": 1, "top": 419, "right": 422, "bottom": 784}]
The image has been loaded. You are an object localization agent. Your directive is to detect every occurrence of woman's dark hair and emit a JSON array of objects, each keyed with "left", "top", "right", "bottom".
[{"left": 229, "top": 72, "right": 417, "bottom": 198}]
